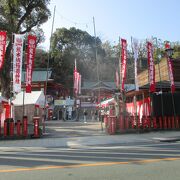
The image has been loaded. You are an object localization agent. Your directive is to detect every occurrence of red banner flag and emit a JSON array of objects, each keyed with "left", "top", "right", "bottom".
[
  {"left": 26, "top": 35, "right": 36, "bottom": 93},
  {"left": 165, "top": 41, "right": 170, "bottom": 49},
  {"left": 0, "top": 31, "right": 7, "bottom": 69},
  {"left": 167, "top": 57, "right": 175, "bottom": 93},
  {"left": 165, "top": 42, "right": 175, "bottom": 93},
  {"left": 147, "top": 42, "right": 155, "bottom": 92},
  {"left": 73, "top": 59, "right": 82, "bottom": 96},
  {"left": 79, "top": 74, "right": 81, "bottom": 94},
  {"left": 121, "top": 39, "right": 127, "bottom": 91},
  {"left": 76, "top": 72, "right": 79, "bottom": 95},
  {"left": 73, "top": 59, "right": 77, "bottom": 96}
]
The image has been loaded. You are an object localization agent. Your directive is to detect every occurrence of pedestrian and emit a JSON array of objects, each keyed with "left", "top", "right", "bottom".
[
  {"left": 95, "top": 110, "right": 98, "bottom": 121},
  {"left": 91, "top": 110, "right": 95, "bottom": 121},
  {"left": 83, "top": 109, "right": 88, "bottom": 123}
]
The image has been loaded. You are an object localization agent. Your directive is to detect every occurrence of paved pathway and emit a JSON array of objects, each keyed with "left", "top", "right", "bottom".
[{"left": 44, "top": 120, "right": 104, "bottom": 138}]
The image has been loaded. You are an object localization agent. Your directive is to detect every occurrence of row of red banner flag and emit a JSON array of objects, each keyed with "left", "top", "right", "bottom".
[
  {"left": 116, "top": 38, "right": 175, "bottom": 93},
  {"left": 0, "top": 31, "right": 36, "bottom": 93}
]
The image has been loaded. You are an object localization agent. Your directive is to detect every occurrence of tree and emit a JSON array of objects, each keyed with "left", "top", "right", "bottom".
[
  {"left": 34, "top": 48, "right": 48, "bottom": 68},
  {"left": 99, "top": 41, "right": 119, "bottom": 81},
  {"left": 50, "top": 27, "right": 104, "bottom": 93},
  {"left": 0, "top": 0, "right": 51, "bottom": 98}
]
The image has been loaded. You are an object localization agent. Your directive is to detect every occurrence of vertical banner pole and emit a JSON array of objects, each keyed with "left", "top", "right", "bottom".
[
  {"left": 154, "top": 38, "right": 164, "bottom": 119},
  {"left": 43, "top": 5, "right": 56, "bottom": 133},
  {"left": 147, "top": 41, "right": 156, "bottom": 127},
  {"left": 131, "top": 37, "right": 139, "bottom": 127},
  {"left": 165, "top": 42, "right": 176, "bottom": 127}
]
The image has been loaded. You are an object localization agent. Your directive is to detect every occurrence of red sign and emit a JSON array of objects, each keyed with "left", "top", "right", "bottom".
[
  {"left": 74, "top": 68, "right": 77, "bottom": 95},
  {"left": 167, "top": 57, "right": 175, "bottom": 93},
  {"left": 121, "top": 39, "right": 127, "bottom": 91},
  {"left": 26, "top": 35, "right": 36, "bottom": 93},
  {"left": 165, "top": 42, "right": 170, "bottom": 49},
  {"left": 147, "top": 42, "right": 155, "bottom": 92},
  {"left": 0, "top": 31, "right": 7, "bottom": 69}
]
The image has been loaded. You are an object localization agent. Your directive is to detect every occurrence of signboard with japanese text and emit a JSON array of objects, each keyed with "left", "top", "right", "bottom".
[
  {"left": 54, "top": 100, "right": 66, "bottom": 106},
  {"left": 13, "top": 34, "right": 24, "bottom": 93}
]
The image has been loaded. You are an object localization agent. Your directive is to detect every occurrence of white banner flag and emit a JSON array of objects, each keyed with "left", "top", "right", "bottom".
[
  {"left": 13, "top": 34, "right": 24, "bottom": 93},
  {"left": 76, "top": 72, "right": 79, "bottom": 95},
  {"left": 132, "top": 37, "right": 139, "bottom": 91},
  {"left": 78, "top": 74, "right": 81, "bottom": 94}
]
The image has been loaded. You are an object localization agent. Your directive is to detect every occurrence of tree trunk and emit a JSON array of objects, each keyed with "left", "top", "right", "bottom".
[{"left": 0, "top": 41, "right": 12, "bottom": 99}]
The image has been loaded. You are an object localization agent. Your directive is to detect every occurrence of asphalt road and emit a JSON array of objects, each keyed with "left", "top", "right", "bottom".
[{"left": 0, "top": 140, "right": 180, "bottom": 180}]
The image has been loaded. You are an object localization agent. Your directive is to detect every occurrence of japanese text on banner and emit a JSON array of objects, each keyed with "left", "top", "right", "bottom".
[
  {"left": 121, "top": 39, "right": 127, "bottom": 91},
  {"left": 26, "top": 35, "right": 36, "bottom": 93},
  {"left": 0, "top": 31, "right": 7, "bottom": 69},
  {"left": 147, "top": 42, "right": 156, "bottom": 92},
  {"left": 13, "top": 34, "right": 24, "bottom": 93}
]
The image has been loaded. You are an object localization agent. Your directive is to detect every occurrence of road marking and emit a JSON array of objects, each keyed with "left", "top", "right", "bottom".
[
  {"left": 0, "top": 157, "right": 180, "bottom": 173},
  {"left": 19, "top": 151, "right": 180, "bottom": 157}
]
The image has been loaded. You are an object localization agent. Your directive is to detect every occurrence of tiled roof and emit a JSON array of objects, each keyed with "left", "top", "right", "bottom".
[
  {"left": 82, "top": 81, "right": 135, "bottom": 91},
  {"left": 21, "top": 69, "right": 52, "bottom": 82}
]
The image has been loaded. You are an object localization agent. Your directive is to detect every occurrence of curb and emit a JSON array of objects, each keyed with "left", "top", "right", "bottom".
[{"left": 153, "top": 137, "right": 180, "bottom": 142}]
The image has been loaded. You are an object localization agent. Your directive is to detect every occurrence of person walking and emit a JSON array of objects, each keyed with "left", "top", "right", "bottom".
[
  {"left": 91, "top": 110, "right": 95, "bottom": 121},
  {"left": 83, "top": 109, "right": 87, "bottom": 123}
]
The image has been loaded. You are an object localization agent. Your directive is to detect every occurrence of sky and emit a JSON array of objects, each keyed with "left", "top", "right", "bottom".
[{"left": 41, "top": 0, "right": 180, "bottom": 50}]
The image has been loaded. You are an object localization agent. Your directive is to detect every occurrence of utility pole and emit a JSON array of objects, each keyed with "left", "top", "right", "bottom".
[
  {"left": 43, "top": 5, "right": 56, "bottom": 133},
  {"left": 93, "top": 17, "right": 103, "bottom": 131},
  {"left": 119, "top": 37, "right": 122, "bottom": 90}
]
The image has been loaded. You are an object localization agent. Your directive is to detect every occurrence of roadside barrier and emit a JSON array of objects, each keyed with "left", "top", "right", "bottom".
[
  {"left": 159, "top": 116, "right": 163, "bottom": 129},
  {"left": 147, "top": 116, "right": 151, "bottom": 129},
  {"left": 33, "top": 117, "right": 40, "bottom": 138},
  {"left": 104, "top": 114, "right": 180, "bottom": 135},
  {"left": 176, "top": 116, "right": 179, "bottom": 129},
  {"left": 125, "top": 116, "right": 129, "bottom": 129},
  {"left": 137, "top": 116, "right": 140, "bottom": 129},
  {"left": 116, "top": 116, "right": 120, "bottom": 130},
  {"left": 168, "top": 116, "right": 171, "bottom": 129},
  {"left": 107, "top": 116, "right": 114, "bottom": 135},
  {"left": 153, "top": 117, "right": 157, "bottom": 129},
  {"left": 142, "top": 116, "right": 145, "bottom": 129},
  {"left": 130, "top": 116, "right": 135, "bottom": 129},
  {"left": 111, "top": 116, "right": 116, "bottom": 135},
  {"left": 104, "top": 115, "right": 108, "bottom": 128},
  {"left": 0, "top": 118, "right": 1, "bottom": 136},
  {"left": 172, "top": 116, "right": 175, "bottom": 129},
  {"left": 16, "top": 120, "right": 21, "bottom": 136},
  {"left": 9, "top": 118, "right": 14, "bottom": 137},
  {"left": 106, "top": 116, "right": 116, "bottom": 135},
  {"left": 23, "top": 116, "right": 28, "bottom": 137},
  {"left": 4, "top": 119, "right": 8, "bottom": 137},
  {"left": 164, "top": 116, "right": 167, "bottom": 129},
  {"left": 120, "top": 115, "right": 124, "bottom": 131}
]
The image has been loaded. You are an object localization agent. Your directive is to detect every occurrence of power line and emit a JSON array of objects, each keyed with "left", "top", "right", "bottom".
[{"left": 55, "top": 10, "right": 92, "bottom": 29}]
